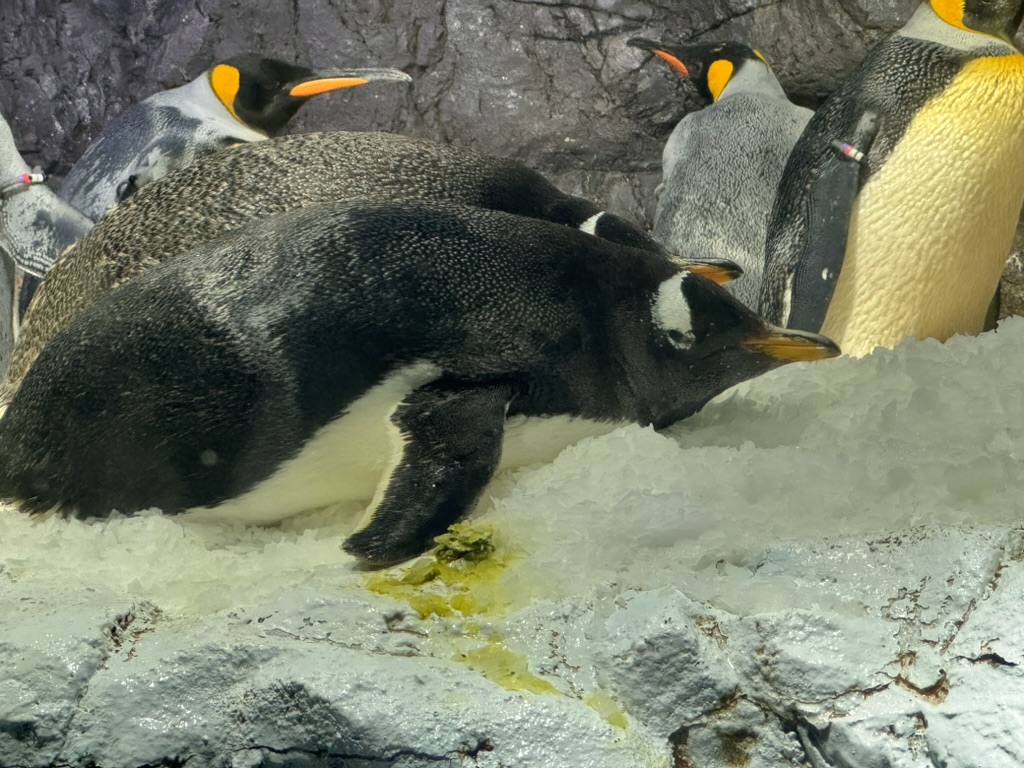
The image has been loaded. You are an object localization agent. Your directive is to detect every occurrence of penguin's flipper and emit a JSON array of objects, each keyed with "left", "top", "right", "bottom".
[
  {"left": 17, "top": 273, "right": 39, "bottom": 320},
  {"left": 343, "top": 380, "right": 516, "bottom": 566},
  {"left": 0, "top": 252, "right": 15, "bottom": 378},
  {"left": 787, "top": 111, "right": 880, "bottom": 332}
]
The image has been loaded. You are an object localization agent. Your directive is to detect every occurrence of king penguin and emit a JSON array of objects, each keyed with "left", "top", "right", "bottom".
[
  {"left": 58, "top": 53, "right": 412, "bottom": 222},
  {"left": 0, "top": 200, "right": 839, "bottom": 565},
  {"left": 3, "top": 130, "right": 739, "bottom": 406},
  {"left": 760, "top": 0, "right": 1024, "bottom": 357},
  {"left": 0, "top": 111, "right": 92, "bottom": 378},
  {"left": 628, "top": 38, "right": 812, "bottom": 309}
]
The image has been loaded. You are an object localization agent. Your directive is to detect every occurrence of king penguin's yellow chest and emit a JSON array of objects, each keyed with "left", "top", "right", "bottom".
[{"left": 822, "top": 52, "right": 1024, "bottom": 357}]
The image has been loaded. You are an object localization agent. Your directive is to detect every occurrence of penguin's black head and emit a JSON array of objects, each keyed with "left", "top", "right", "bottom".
[
  {"left": 628, "top": 38, "right": 769, "bottom": 102},
  {"left": 640, "top": 271, "right": 839, "bottom": 427},
  {"left": 209, "top": 53, "right": 412, "bottom": 136},
  {"left": 932, "top": 0, "right": 1024, "bottom": 41}
]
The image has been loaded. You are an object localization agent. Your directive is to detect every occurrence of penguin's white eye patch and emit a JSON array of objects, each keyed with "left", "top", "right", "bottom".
[
  {"left": 578, "top": 212, "right": 604, "bottom": 235},
  {"left": 653, "top": 273, "right": 695, "bottom": 349}
]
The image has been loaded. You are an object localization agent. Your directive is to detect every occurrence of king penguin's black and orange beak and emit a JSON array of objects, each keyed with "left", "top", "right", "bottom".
[
  {"left": 288, "top": 68, "right": 412, "bottom": 98},
  {"left": 678, "top": 257, "right": 744, "bottom": 286},
  {"left": 742, "top": 326, "right": 841, "bottom": 362},
  {"left": 628, "top": 38, "right": 691, "bottom": 78}
]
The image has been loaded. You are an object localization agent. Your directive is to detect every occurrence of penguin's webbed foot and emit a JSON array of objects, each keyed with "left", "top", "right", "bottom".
[{"left": 342, "top": 380, "right": 514, "bottom": 567}]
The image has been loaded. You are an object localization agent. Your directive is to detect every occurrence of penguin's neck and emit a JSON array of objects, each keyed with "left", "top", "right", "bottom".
[
  {"left": 0, "top": 184, "right": 92, "bottom": 274},
  {"left": 0, "top": 131, "right": 91, "bottom": 273},
  {"left": 153, "top": 76, "right": 268, "bottom": 141},
  {"left": 718, "top": 62, "right": 789, "bottom": 102},
  {"left": 899, "top": 2, "right": 1018, "bottom": 51}
]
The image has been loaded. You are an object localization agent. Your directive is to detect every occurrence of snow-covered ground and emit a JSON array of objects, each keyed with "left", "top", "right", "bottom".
[{"left": 3, "top": 319, "right": 1024, "bottom": 767}]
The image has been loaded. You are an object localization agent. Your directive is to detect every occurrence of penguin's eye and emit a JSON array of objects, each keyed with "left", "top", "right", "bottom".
[{"left": 240, "top": 80, "right": 274, "bottom": 110}]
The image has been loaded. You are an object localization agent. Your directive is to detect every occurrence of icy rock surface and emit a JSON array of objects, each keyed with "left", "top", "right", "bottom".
[{"left": 4, "top": 320, "right": 1024, "bottom": 767}]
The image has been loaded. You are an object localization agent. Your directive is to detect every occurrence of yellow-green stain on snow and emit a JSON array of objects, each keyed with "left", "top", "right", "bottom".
[{"left": 364, "top": 523, "right": 520, "bottom": 618}]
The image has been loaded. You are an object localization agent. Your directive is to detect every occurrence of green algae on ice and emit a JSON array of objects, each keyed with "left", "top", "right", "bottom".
[{"left": 364, "top": 523, "right": 519, "bottom": 619}]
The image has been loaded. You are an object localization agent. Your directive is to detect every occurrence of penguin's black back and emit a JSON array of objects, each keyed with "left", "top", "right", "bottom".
[
  {"left": 760, "top": 35, "right": 988, "bottom": 321},
  {"left": 7, "top": 131, "right": 659, "bottom": 400},
  {"left": 87, "top": 130, "right": 640, "bottom": 262},
  {"left": 0, "top": 201, "right": 670, "bottom": 517}
]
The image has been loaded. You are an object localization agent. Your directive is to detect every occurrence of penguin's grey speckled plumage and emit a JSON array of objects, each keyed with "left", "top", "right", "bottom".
[
  {"left": 4, "top": 130, "right": 732, "bottom": 406},
  {"left": 0, "top": 112, "right": 92, "bottom": 378},
  {"left": 629, "top": 39, "right": 811, "bottom": 309},
  {"left": 58, "top": 54, "right": 412, "bottom": 222},
  {"left": 0, "top": 200, "right": 838, "bottom": 565},
  {"left": 761, "top": 0, "right": 1024, "bottom": 357}
]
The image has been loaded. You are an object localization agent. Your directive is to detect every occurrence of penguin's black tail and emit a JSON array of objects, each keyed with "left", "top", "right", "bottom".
[{"left": 0, "top": 411, "right": 33, "bottom": 514}]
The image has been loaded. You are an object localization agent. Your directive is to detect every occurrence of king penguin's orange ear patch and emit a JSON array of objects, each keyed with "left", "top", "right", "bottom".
[{"left": 707, "top": 60, "right": 734, "bottom": 101}]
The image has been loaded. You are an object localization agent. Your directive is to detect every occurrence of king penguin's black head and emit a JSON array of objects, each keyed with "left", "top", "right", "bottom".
[
  {"left": 628, "top": 38, "right": 769, "bottom": 103},
  {"left": 937, "top": 0, "right": 1024, "bottom": 41},
  {"left": 208, "top": 53, "right": 412, "bottom": 136}
]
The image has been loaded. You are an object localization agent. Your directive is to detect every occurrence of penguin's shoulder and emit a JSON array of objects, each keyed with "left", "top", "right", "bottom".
[
  {"left": 661, "top": 95, "right": 801, "bottom": 192},
  {"left": 696, "top": 93, "right": 810, "bottom": 153},
  {"left": 772, "top": 33, "right": 975, "bottom": 202},
  {"left": 660, "top": 115, "right": 699, "bottom": 179},
  {"left": 146, "top": 77, "right": 267, "bottom": 142},
  {"left": 898, "top": 7, "right": 1022, "bottom": 55},
  {"left": 669, "top": 91, "right": 808, "bottom": 146}
]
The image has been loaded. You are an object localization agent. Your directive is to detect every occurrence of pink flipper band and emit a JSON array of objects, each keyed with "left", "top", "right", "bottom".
[
  {"left": 0, "top": 171, "right": 46, "bottom": 196},
  {"left": 838, "top": 143, "right": 865, "bottom": 163}
]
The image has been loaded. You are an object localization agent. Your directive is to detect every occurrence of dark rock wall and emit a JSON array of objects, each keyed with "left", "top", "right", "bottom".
[{"left": 1, "top": 0, "right": 917, "bottom": 228}]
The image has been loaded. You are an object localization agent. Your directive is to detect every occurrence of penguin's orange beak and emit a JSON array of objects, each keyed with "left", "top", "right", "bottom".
[
  {"left": 289, "top": 78, "right": 370, "bottom": 97},
  {"left": 288, "top": 68, "right": 412, "bottom": 99},
  {"left": 742, "top": 327, "right": 841, "bottom": 362},
  {"left": 652, "top": 49, "right": 690, "bottom": 78}
]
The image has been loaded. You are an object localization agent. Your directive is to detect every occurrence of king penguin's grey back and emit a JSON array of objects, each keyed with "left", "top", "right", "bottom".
[
  {"left": 58, "top": 105, "right": 231, "bottom": 223},
  {"left": 653, "top": 92, "right": 810, "bottom": 308}
]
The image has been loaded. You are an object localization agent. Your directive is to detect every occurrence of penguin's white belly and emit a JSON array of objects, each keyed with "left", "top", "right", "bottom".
[
  {"left": 498, "top": 414, "right": 623, "bottom": 472},
  {"left": 186, "top": 361, "right": 619, "bottom": 526},
  {"left": 822, "top": 53, "right": 1024, "bottom": 357},
  {"left": 186, "top": 363, "right": 441, "bottom": 525}
]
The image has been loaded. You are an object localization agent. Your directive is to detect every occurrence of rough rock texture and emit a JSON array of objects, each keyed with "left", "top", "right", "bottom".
[
  {"left": 5, "top": 522, "right": 1024, "bottom": 767},
  {"left": 0, "top": 0, "right": 917, "bottom": 227}
]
